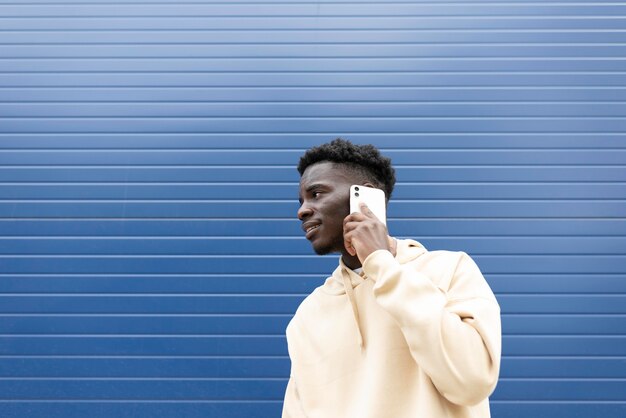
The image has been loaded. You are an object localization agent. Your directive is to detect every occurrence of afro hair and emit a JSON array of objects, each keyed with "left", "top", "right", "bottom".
[{"left": 297, "top": 138, "right": 396, "bottom": 200}]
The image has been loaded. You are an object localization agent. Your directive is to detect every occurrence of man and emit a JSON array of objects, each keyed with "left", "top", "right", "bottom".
[{"left": 283, "top": 138, "right": 501, "bottom": 418}]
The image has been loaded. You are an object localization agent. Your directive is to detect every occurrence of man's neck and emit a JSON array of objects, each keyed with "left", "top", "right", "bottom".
[
  {"left": 340, "top": 237, "right": 397, "bottom": 271},
  {"left": 341, "top": 253, "right": 362, "bottom": 271}
]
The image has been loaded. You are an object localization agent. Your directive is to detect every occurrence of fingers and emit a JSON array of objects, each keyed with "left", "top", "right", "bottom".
[
  {"left": 343, "top": 206, "right": 379, "bottom": 235},
  {"left": 343, "top": 218, "right": 356, "bottom": 255},
  {"left": 343, "top": 214, "right": 360, "bottom": 256},
  {"left": 343, "top": 217, "right": 358, "bottom": 255},
  {"left": 343, "top": 211, "right": 366, "bottom": 228},
  {"left": 343, "top": 205, "right": 383, "bottom": 234},
  {"left": 348, "top": 202, "right": 374, "bottom": 216},
  {"left": 359, "top": 202, "right": 375, "bottom": 218},
  {"left": 344, "top": 237, "right": 357, "bottom": 256},
  {"left": 343, "top": 204, "right": 387, "bottom": 260}
]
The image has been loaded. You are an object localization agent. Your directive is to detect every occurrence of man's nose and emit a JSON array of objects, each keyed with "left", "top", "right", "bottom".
[{"left": 297, "top": 203, "right": 313, "bottom": 220}]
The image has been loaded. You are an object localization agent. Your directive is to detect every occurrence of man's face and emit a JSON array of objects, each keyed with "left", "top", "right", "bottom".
[{"left": 298, "top": 161, "right": 355, "bottom": 255}]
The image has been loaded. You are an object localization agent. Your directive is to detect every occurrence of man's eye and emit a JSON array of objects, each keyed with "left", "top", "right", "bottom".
[{"left": 312, "top": 192, "right": 321, "bottom": 198}]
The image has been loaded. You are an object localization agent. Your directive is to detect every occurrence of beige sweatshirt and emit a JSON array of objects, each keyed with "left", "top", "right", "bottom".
[{"left": 283, "top": 239, "right": 501, "bottom": 418}]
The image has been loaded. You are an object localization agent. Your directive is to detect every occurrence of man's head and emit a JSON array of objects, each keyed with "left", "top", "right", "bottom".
[{"left": 297, "top": 138, "right": 395, "bottom": 256}]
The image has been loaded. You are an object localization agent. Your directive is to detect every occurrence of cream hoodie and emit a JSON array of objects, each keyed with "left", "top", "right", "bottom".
[{"left": 283, "top": 239, "right": 501, "bottom": 418}]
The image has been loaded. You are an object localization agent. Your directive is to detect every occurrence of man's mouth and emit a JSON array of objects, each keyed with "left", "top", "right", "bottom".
[
  {"left": 303, "top": 223, "right": 321, "bottom": 239},
  {"left": 306, "top": 225, "right": 320, "bottom": 233}
]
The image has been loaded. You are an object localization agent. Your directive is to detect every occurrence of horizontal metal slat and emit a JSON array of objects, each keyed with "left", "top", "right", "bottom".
[
  {"left": 1, "top": 274, "right": 624, "bottom": 294},
  {"left": 0, "top": 166, "right": 623, "bottom": 182},
  {"left": 0, "top": 294, "right": 625, "bottom": 314},
  {"left": 0, "top": 316, "right": 290, "bottom": 335},
  {"left": 0, "top": 379, "right": 286, "bottom": 400},
  {"left": 0, "top": 237, "right": 624, "bottom": 255},
  {"left": 4, "top": 72, "right": 626, "bottom": 86},
  {"left": 1, "top": 17, "right": 625, "bottom": 31},
  {"left": 1, "top": 335, "right": 624, "bottom": 356},
  {"left": 4, "top": 44, "right": 626, "bottom": 59},
  {"left": 494, "top": 380, "right": 626, "bottom": 401},
  {"left": 2, "top": 357, "right": 626, "bottom": 379},
  {"left": 0, "top": 0, "right": 612, "bottom": 3},
  {"left": 2, "top": 118, "right": 625, "bottom": 133},
  {"left": 0, "top": 201, "right": 623, "bottom": 218},
  {"left": 1, "top": 219, "right": 625, "bottom": 237},
  {"left": 1, "top": 314, "right": 624, "bottom": 335},
  {"left": 0, "top": 254, "right": 623, "bottom": 274},
  {"left": 504, "top": 315, "right": 626, "bottom": 335},
  {"left": 488, "top": 275, "right": 626, "bottom": 294},
  {"left": 0, "top": 357, "right": 290, "bottom": 378},
  {"left": 0, "top": 335, "right": 289, "bottom": 356},
  {"left": 1, "top": 183, "right": 625, "bottom": 200},
  {"left": 3, "top": 31, "right": 626, "bottom": 45},
  {"left": 503, "top": 336, "right": 626, "bottom": 355},
  {"left": 0, "top": 379, "right": 623, "bottom": 400},
  {"left": 0, "top": 403, "right": 283, "bottom": 418},
  {"left": 1, "top": 335, "right": 626, "bottom": 362},
  {"left": 490, "top": 404, "right": 626, "bottom": 418},
  {"left": 3, "top": 87, "right": 625, "bottom": 102},
  {"left": 0, "top": 295, "right": 307, "bottom": 314},
  {"left": 3, "top": 4, "right": 625, "bottom": 17},
  {"left": 0, "top": 402, "right": 619, "bottom": 418},
  {"left": 1, "top": 150, "right": 625, "bottom": 165},
  {"left": 4, "top": 102, "right": 626, "bottom": 117},
  {"left": 0, "top": 276, "right": 322, "bottom": 295},
  {"left": 502, "top": 358, "right": 626, "bottom": 378}
]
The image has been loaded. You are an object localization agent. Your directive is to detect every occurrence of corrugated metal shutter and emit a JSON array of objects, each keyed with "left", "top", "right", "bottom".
[{"left": 1, "top": 1, "right": 625, "bottom": 417}]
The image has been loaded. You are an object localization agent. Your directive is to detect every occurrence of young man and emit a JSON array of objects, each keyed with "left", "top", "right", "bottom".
[{"left": 283, "top": 139, "right": 501, "bottom": 418}]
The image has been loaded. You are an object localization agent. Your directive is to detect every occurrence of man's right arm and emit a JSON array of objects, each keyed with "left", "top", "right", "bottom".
[{"left": 363, "top": 249, "right": 501, "bottom": 406}]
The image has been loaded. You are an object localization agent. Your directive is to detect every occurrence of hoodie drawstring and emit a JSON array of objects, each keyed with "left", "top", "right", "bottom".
[{"left": 341, "top": 269, "right": 364, "bottom": 349}]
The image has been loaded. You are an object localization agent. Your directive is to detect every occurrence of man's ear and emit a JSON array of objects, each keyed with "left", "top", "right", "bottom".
[{"left": 363, "top": 182, "right": 375, "bottom": 188}]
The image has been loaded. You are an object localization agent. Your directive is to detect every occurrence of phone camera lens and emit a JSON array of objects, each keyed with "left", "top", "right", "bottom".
[
  {"left": 355, "top": 192, "right": 359, "bottom": 197},
  {"left": 354, "top": 186, "right": 359, "bottom": 191}
]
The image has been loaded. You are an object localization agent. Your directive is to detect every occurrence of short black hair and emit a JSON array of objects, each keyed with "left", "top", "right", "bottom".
[{"left": 297, "top": 138, "right": 396, "bottom": 200}]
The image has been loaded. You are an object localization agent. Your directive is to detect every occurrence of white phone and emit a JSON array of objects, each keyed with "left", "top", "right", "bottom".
[{"left": 350, "top": 185, "right": 387, "bottom": 226}]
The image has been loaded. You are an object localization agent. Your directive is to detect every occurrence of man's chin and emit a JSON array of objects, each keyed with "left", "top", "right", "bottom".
[
  {"left": 312, "top": 246, "right": 331, "bottom": 255},
  {"left": 311, "top": 241, "right": 333, "bottom": 256}
]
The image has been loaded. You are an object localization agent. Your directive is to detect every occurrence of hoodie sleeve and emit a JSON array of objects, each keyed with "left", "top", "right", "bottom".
[
  {"left": 282, "top": 374, "right": 307, "bottom": 418},
  {"left": 362, "top": 249, "right": 501, "bottom": 407}
]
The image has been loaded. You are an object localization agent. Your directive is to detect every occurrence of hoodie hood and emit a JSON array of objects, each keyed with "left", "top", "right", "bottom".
[
  {"left": 320, "top": 239, "right": 427, "bottom": 349},
  {"left": 321, "top": 239, "right": 427, "bottom": 296}
]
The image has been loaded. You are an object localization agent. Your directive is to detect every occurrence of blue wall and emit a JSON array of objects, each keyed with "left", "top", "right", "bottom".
[{"left": 1, "top": 1, "right": 625, "bottom": 417}]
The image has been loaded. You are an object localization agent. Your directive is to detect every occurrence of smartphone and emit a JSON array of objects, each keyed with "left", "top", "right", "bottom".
[{"left": 350, "top": 185, "right": 387, "bottom": 226}]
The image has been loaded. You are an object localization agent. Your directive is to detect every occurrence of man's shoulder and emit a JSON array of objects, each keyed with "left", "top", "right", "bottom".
[
  {"left": 393, "top": 238, "right": 470, "bottom": 266},
  {"left": 397, "top": 239, "right": 468, "bottom": 270},
  {"left": 296, "top": 283, "right": 324, "bottom": 309},
  {"left": 286, "top": 284, "right": 326, "bottom": 334},
  {"left": 418, "top": 248, "right": 468, "bottom": 264}
]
